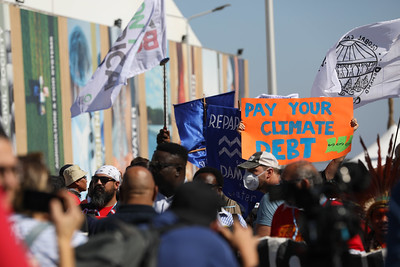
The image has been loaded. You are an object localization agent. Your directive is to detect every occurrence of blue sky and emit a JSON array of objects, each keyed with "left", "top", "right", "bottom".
[{"left": 174, "top": 0, "right": 400, "bottom": 161}]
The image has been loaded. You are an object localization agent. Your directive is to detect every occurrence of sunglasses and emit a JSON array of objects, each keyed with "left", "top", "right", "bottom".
[
  {"left": 76, "top": 176, "right": 87, "bottom": 182},
  {"left": 149, "top": 161, "right": 182, "bottom": 170},
  {"left": 92, "top": 176, "right": 115, "bottom": 185}
]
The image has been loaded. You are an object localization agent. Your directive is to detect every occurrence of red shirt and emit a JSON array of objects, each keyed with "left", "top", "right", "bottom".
[
  {"left": 0, "top": 190, "right": 30, "bottom": 267},
  {"left": 271, "top": 204, "right": 304, "bottom": 242},
  {"left": 67, "top": 191, "right": 81, "bottom": 205},
  {"left": 81, "top": 202, "right": 117, "bottom": 218},
  {"left": 97, "top": 205, "right": 116, "bottom": 218}
]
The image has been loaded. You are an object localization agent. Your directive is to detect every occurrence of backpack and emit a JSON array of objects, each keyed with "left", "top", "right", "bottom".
[{"left": 75, "top": 221, "right": 163, "bottom": 267}]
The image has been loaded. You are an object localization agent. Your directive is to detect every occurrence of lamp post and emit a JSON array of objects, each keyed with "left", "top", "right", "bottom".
[{"left": 185, "top": 4, "right": 231, "bottom": 100}]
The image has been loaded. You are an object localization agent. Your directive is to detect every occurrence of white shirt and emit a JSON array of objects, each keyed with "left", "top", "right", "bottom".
[
  {"left": 154, "top": 192, "right": 173, "bottom": 213},
  {"left": 218, "top": 208, "right": 247, "bottom": 228},
  {"left": 9, "top": 214, "right": 87, "bottom": 267}
]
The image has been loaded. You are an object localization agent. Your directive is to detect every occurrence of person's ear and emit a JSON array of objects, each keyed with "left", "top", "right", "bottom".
[
  {"left": 119, "top": 186, "right": 125, "bottom": 202},
  {"left": 115, "top": 181, "right": 120, "bottom": 189},
  {"left": 265, "top": 167, "right": 273, "bottom": 178},
  {"left": 217, "top": 186, "right": 223, "bottom": 194},
  {"left": 175, "top": 166, "right": 183, "bottom": 177},
  {"left": 300, "top": 179, "right": 310, "bottom": 189},
  {"left": 152, "top": 185, "right": 159, "bottom": 202}
]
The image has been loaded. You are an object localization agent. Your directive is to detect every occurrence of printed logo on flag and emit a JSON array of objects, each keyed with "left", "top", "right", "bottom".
[
  {"left": 70, "top": 0, "right": 166, "bottom": 117},
  {"left": 218, "top": 136, "right": 241, "bottom": 158},
  {"left": 83, "top": 94, "right": 92, "bottom": 103},
  {"left": 332, "top": 36, "right": 382, "bottom": 105},
  {"left": 312, "top": 18, "right": 400, "bottom": 109}
]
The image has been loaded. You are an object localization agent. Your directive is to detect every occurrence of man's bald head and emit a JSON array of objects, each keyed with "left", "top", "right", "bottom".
[
  {"left": 282, "top": 160, "right": 322, "bottom": 188},
  {"left": 280, "top": 160, "right": 322, "bottom": 209},
  {"left": 120, "top": 166, "right": 158, "bottom": 205}
]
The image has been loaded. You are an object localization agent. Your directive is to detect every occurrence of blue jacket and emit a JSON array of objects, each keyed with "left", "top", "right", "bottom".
[
  {"left": 153, "top": 211, "right": 239, "bottom": 267},
  {"left": 88, "top": 204, "right": 157, "bottom": 235}
]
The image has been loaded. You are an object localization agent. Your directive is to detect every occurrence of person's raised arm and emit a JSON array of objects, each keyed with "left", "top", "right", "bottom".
[
  {"left": 237, "top": 121, "right": 245, "bottom": 134},
  {"left": 50, "top": 190, "right": 84, "bottom": 267},
  {"left": 157, "top": 127, "right": 170, "bottom": 144},
  {"left": 218, "top": 220, "right": 259, "bottom": 267},
  {"left": 324, "top": 118, "right": 359, "bottom": 180}
]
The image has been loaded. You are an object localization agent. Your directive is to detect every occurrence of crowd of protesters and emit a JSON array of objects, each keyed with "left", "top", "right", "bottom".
[{"left": 0, "top": 119, "right": 400, "bottom": 267}]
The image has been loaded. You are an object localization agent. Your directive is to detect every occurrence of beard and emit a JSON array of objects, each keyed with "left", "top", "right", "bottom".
[{"left": 91, "top": 185, "right": 115, "bottom": 209}]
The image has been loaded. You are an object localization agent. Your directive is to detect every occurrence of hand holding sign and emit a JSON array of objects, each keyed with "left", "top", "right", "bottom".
[{"left": 241, "top": 97, "right": 354, "bottom": 164}]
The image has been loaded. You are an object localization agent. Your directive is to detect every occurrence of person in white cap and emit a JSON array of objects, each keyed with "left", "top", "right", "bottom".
[
  {"left": 63, "top": 165, "right": 87, "bottom": 201},
  {"left": 238, "top": 151, "right": 283, "bottom": 237},
  {"left": 81, "top": 165, "right": 121, "bottom": 219}
]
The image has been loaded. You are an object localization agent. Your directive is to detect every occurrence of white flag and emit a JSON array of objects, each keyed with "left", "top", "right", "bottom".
[
  {"left": 71, "top": 0, "right": 166, "bottom": 117},
  {"left": 311, "top": 18, "right": 400, "bottom": 109}
]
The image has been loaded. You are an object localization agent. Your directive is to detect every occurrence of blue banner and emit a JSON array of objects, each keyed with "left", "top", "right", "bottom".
[
  {"left": 174, "top": 92, "right": 235, "bottom": 168},
  {"left": 205, "top": 105, "right": 263, "bottom": 217}
]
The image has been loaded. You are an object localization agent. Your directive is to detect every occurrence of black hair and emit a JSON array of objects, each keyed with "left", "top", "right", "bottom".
[
  {"left": 171, "top": 182, "right": 221, "bottom": 226},
  {"left": 193, "top": 167, "right": 224, "bottom": 187},
  {"left": 49, "top": 175, "right": 66, "bottom": 192},
  {"left": 155, "top": 142, "right": 188, "bottom": 163},
  {"left": 332, "top": 160, "right": 371, "bottom": 194},
  {"left": 129, "top": 157, "right": 150, "bottom": 169},
  {"left": 59, "top": 164, "right": 73, "bottom": 177}
]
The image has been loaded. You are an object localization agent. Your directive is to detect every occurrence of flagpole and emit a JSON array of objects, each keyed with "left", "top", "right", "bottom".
[
  {"left": 390, "top": 117, "right": 400, "bottom": 159},
  {"left": 265, "top": 0, "right": 278, "bottom": 95},
  {"left": 160, "top": 58, "right": 170, "bottom": 129},
  {"left": 388, "top": 98, "right": 395, "bottom": 129}
]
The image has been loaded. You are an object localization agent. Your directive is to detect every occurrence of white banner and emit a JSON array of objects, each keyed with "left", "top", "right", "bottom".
[
  {"left": 311, "top": 18, "right": 400, "bottom": 109},
  {"left": 71, "top": 0, "right": 166, "bottom": 117}
]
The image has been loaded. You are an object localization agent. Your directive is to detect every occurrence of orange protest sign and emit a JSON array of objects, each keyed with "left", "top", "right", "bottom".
[{"left": 241, "top": 97, "right": 354, "bottom": 165}]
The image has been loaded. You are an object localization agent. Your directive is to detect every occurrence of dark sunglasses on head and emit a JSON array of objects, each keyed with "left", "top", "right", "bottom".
[
  {"left": 149, "top": 161, "right": 182, "bottom": 170},
  {"left": 92, "top": 176, "right": 114, "bottom": 185}
]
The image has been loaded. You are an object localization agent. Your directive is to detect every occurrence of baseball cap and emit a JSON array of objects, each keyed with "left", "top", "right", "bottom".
[
  {"left": 238, "top": 151, "right": 280, "bottom": 169},
  {"left": 63, "top": 165, "right": 87, "bottom": 186},
  {"left": 94, "top": 165, "right": 121, "bottom": 182}
]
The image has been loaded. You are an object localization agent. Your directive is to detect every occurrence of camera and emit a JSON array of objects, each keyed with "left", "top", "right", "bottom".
[
  {"left": 268, "top": 161, "right": 370, "bottom": 266},
  {"left": 22, "top": 190, "right": 65, "bottom": 213}
]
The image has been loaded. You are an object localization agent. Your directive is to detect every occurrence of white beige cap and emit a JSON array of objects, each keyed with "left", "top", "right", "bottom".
[
  {"left": 238, "top": 151, "right": 280, "bottom": 169},
  {"left": 63, "top": 165, "right": 87, "bottom": 186},
  {"left": 94, "top": 165, "right": 121, "bottom": 182}
]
